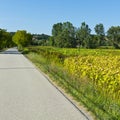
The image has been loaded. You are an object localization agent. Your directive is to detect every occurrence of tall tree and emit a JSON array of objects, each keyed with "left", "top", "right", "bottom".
[
  {"left": 88, "top": 35, "right": 100, "bottom": 48},
  {"left": 52, "top": 23, "right": 63, "bottom": 36},
  {"left": 94, "top": 23, "right": 105, "bottom": 36},
  {"left": 76, "top": 22, "right": 91, "bottom": 48},
  {"left": 94, "top": 23, "right": 105, "bottom": 46},
  {"left": 0, "top": 29, "right": 14, "bottom": 49},
  {"left": 51, "top": 22, "right": 76, "bottom": 48},
  {"left": 12, "top": 30, "right": 32, "bottom": 50},
  {"left": 107, "top": 26, "right": 120, "bottom": 48}
]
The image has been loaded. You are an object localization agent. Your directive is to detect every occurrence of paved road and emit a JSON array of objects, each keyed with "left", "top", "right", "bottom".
[{"left": 0, "top": 48, "right": 92, "bottom": 120}]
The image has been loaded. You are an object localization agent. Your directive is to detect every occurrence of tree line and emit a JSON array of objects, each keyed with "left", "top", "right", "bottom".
[
  {"left": 0, "top": 29, "right": 50, "bottom": 50},
  {"left": 0, "top": 29, "right": 32, "bottom": 50},
  {"left": 49, "top": 21, "right": 120, "bottom": 48},
  {"left": 32, "top": 34, "right": 50, "bottom": 46},
  {"left": 0, "top": 21, "right": 120, "bottom": 50}
]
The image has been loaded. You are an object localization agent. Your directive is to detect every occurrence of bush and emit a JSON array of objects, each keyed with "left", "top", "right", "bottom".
[
  {"left": 22, "top": 48, "right": 29, "bottom": 54},
  {"left": 97, "top": 46, "right": 115, "bottom": 49}
]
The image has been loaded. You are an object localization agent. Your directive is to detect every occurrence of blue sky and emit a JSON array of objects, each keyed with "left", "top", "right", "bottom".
[{"left": 0, "top": 0, "right": 120, "bottom": 35}]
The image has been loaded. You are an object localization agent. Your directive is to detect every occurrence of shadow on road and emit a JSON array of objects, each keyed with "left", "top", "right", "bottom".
[
  {"left": 0, "top": 48, "right": 21, "bottom": 54},
  {"left": 0, "top": 51, "right": 21, "bottom": 54}
]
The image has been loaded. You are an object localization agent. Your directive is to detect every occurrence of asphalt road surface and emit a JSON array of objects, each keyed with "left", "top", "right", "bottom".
[{"left": 0, "top": 48, "right": 93, "bottom": 120}]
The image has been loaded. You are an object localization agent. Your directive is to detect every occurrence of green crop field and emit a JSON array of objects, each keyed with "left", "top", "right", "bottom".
[{"left": 25, "top": 46, "right": 120, "bottom": 120}]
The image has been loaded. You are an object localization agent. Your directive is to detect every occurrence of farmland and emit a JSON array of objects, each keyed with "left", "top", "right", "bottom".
[{"left": 25, "top": 46, "right": 120, "bottom": 120}]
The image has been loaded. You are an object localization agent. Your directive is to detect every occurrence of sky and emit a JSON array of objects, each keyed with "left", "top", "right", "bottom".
[{"left": 0, "top": 0, "right": 120, "bottom": 35}]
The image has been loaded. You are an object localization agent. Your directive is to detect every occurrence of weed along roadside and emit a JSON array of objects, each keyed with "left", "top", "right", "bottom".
[{"left": 24, "top": 46, "right": 120, "bottom": 120}]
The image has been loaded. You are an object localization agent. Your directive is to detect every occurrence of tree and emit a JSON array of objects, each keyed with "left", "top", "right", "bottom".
[
  {"left": 31, "top": 34, "right": 50, "bottom": 46},
  {"left": 88, "top": 35, "right": 100, "bottom": 48},
  {"left": 52, "top": 23, "right": 63, "bottom": 36},
  {"left": 107, "top": 26, "right": 120, "bottom": 48},
  {"left": 61, "top": 22, "right": 76, "bottom": 47},
  {"left": 51, "top": 21, "right": 76, "bottom": 48},
  {"left": 12, "top": 30, "right": 32, "bottom": 50},
  {"left": 94, "top": 23, "right": 105, "bottom": 46},
  {"left": 48, "top": 36, "right": 55, "bottom": 46},
  {"left": 94, "top": 23, "right": 105, "bottom": 36},
  {"left": 76, "top": 22, "right": 91, "bottom": 48},
  {"left": 0, "top": 29, "right": 14, "bottom": 49},
  {"left": 55, "top": 29, "right": 76, "bottom": 48}
]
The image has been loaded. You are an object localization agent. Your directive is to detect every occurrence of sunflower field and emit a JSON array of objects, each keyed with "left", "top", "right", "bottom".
[{"left": 64, "top": 55, "right": 120, "bottom": 99}]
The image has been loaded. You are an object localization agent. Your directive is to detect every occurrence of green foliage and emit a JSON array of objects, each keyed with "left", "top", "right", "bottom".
[
  {"left": 27, "top": 46, "right": 66, "bottom": 63},
  {"left": 107, "top": 26, "right": 120, "bottom": 48},
  {"left": 12, "top": 30, "right": 32, "bottom": 48},
  {"left": 52, "top": 23, "right": 63, "bottom": 36},
  {"left": 51, "top": 21, "right": 76, "bottom": 48},
  {"left": 94, "top": 23, "right": 105, "bottom": 36},
  {"left": 50, "top": 21, "right": 120, "bottom": 49},
  {"left": 31, "top": 34, "right": 50, "bottom": 46},
  {"left": 48, "top": 36, "right": 55, "bottom": 46},
  {"left": 22, "top": 48, "right": 29, "bottom": 54},
  {"left": 32, "top": 33, "right": 50, "bottom": 40},
  {"left": 0, "top": 29, "right": 14, "bottom": 49},
  {"left": 76, "top": 22, "right": 91, "bottom": 48},
  {"left": 88, "top": 35, "right": 100, "bottom": 48},
  {"left": 94, "top": 23, "right": 106, "bottom": 46}
]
